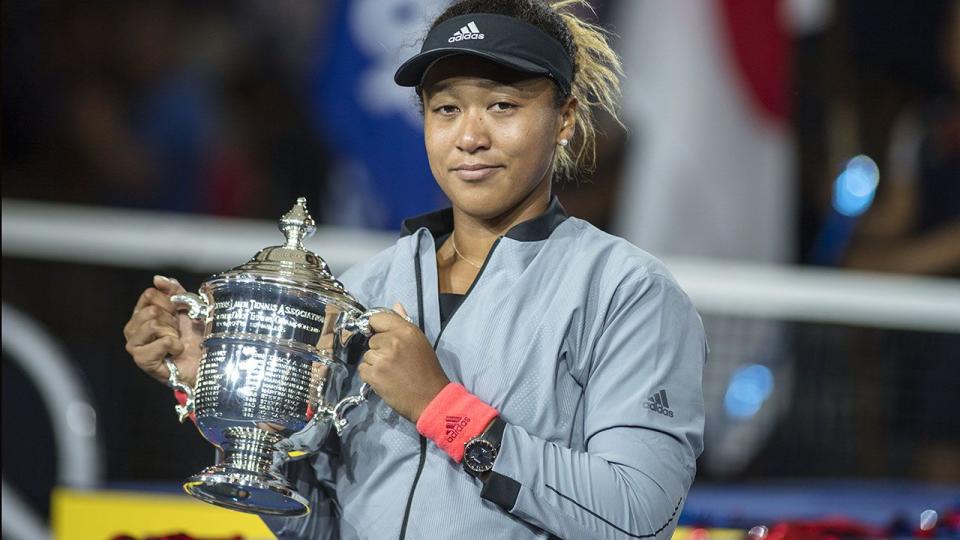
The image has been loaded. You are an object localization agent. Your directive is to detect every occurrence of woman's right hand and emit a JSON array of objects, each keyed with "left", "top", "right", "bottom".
[{"left": 124, "top": 275, "right": 203, "bottom": 387}]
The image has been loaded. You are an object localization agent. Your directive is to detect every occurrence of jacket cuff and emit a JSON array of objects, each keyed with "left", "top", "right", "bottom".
[
  {"left": 480, "top": 471, "right": 522, "bottom": 511},
  {"left": 416, "top": 383, "right": 498, "bottom": 462}
]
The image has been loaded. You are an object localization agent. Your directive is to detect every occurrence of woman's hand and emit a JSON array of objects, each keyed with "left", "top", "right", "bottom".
[
  {"left": 123, "top": 275, "right": 203, "bottom": 387},
  {"left": 359, "top": 304, "right": 450, "bottom": 423}
]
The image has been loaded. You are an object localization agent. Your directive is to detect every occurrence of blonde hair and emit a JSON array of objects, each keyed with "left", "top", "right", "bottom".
[{"left": 550, "top": 0, "right": 623, "bottom": 179}]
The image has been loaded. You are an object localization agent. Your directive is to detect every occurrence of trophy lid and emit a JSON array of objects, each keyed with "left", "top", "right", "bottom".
[{"left": 218, "top": 197, "right": 362, "bottom": 310}]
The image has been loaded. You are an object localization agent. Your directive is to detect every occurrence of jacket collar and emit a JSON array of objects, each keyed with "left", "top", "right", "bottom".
[{"left": 400, "top": 196, "right": 569, "bottom": 242}]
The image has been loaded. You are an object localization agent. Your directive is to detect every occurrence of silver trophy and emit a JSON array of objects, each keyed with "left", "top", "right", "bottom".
[{"left": 164, "top": 198, "right": 387, "bottom": 516}]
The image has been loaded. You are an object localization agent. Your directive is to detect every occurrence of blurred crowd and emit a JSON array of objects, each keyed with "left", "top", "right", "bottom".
[{"left": 3, "top": 1, "right": 331, "bottom": 216}]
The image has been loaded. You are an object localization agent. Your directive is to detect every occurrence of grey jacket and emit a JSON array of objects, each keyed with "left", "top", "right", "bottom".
[{"left": 264, "top": 199, "right": 706, "bottom": 539}]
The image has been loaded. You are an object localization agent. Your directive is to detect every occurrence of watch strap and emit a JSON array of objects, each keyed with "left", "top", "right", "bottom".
[
  {"left": 480, "top": 416, "right": 506, "bottom": 448},
  {"left": 464, "top": 417, "right": 506, "bottom": 478}
]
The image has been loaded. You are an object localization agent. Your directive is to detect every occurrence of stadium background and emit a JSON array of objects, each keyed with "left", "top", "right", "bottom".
[{"left": 3, "top": 0, "right": 959, "bottom": 538}]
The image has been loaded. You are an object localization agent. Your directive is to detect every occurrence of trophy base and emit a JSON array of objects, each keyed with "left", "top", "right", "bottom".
[
  {"left": 183, "top": 427, "right": 308, "bottom": 516},
  {"left": 184, "top": 464, "right": 309, "bottom": 516}
]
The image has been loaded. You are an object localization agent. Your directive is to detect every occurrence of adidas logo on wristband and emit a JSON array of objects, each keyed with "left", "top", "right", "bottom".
[{"left": 445, "top": 415, "right": 471, "bottom": 442}]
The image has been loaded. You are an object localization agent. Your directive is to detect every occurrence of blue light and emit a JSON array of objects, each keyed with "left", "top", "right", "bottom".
[
  {"left": 724, "top": 364, "right": 775, "bottom": 419},
  {"left": 832, "top": 154, "right": 879, "bottom": 217}
]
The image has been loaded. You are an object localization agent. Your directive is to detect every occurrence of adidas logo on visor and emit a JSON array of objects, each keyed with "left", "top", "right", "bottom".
[{"left": 448, "top": 21, "right": 484, "bottom": 43}]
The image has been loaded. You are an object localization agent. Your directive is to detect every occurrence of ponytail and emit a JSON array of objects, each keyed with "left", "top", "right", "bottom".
[{"left": 550, "top": 0, "right": 623, "bottom": 179}]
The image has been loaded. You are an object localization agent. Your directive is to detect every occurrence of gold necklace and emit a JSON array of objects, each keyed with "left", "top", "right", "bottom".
[{"left": 450, "top": 235, "right": 483, "bottom": 269}]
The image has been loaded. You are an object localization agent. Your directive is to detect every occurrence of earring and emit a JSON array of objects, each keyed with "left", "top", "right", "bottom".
[{"left": 559, "top": 139, "right": 569, "bottom": 147}]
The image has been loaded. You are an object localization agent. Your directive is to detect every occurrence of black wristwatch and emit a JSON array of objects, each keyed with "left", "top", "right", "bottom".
[{"left": 463, "top": 417, "right": 506, "bottom": 478}]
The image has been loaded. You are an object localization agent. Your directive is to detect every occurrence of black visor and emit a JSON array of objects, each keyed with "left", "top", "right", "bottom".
[{"left": 394, "top": 13, "right": 574, "bottom": 93}]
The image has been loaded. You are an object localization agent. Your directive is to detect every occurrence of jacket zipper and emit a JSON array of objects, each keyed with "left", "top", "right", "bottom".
[
  {"left": 397, "top": 234, "right": 502, "bottom": 540},
  {"left": 398, "top": 234, "right": 428, "bottom": 540}
]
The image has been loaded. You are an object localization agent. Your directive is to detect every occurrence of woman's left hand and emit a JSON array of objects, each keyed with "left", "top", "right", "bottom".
[{"left": 359, "top": 304, "right": 450, "bottom": 423}]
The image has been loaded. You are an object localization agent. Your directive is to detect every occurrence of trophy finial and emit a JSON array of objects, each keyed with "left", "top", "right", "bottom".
[{"left": 279, "top": 197, "right": 316, "bottom": 248}]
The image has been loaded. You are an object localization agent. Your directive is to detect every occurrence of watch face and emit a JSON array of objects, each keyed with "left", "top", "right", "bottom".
[{"left": 464, "top": 439, "right": 497, "bottom": 473}]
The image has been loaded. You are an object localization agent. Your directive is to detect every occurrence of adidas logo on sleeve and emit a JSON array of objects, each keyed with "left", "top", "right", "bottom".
[
  {"left": 643, "top": 389, "right": 674, "bottom": 418},
  {"left": 449, "top": 21, "right": 484, "bottom": 43}
]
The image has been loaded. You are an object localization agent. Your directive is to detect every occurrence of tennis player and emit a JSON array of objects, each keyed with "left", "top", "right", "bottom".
[{"left": 124, "top": 1, "right": 706, "bottom": 538}]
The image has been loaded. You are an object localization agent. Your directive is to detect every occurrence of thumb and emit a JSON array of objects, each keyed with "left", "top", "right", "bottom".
[
  {"left": 154, "top": 275, "right": 186, "bottom": 295},
  {"left": 393, "top": 303, "right": 409, "bottom": 318}
]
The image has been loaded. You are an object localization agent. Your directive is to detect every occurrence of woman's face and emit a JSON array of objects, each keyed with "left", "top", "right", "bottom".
[{"left": 421, "top": 56, "right": 575, "bottom": 221}]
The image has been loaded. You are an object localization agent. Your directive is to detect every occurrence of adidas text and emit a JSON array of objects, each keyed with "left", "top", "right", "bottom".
[
  {"left": 643, "top": 401, "right": 674, "bottom": 418},
  {"left": 449, "top": 33, "right": 484, "bottom": 43}
]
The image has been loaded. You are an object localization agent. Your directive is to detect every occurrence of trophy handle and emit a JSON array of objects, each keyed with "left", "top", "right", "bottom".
[
  {"left": 170, "top": 292, "right": 212, "bottom": 323},
  {"left": 165, "top": 292, "right": 210, "bottom": 423},
  {"left": 329, "top": 382, "right": 372, "bottom": 435},
  {"left": 337, "top": 307, "right": 399, "bottom": 337},
  {"left": 327, "top": 307, "right": 411, "bottom": 434},
  {"left": 164, "top": 357, "right": 195, "bottom": 423}
]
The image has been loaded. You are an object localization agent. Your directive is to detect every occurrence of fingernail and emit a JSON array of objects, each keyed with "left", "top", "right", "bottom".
[{"left": 155, "top": 275, "right": 181, "bottom": 286}]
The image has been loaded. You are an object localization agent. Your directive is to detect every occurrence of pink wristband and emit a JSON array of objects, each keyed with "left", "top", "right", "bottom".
[{"left": 416, "top": 383, "right": 499, "bottom": 462}]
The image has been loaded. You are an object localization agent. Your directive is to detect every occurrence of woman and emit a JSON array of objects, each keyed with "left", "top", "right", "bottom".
[{"left": 124, "top": 1, "right": 706, "bottom": 538}]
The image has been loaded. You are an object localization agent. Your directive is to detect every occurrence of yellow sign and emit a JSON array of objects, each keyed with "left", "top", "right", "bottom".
[
  {"left": 51, "top": 487, "right": 275, "bottom": 540},
  {"left": 51, "top": 486, "right": 743, "bottom": 540}
]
